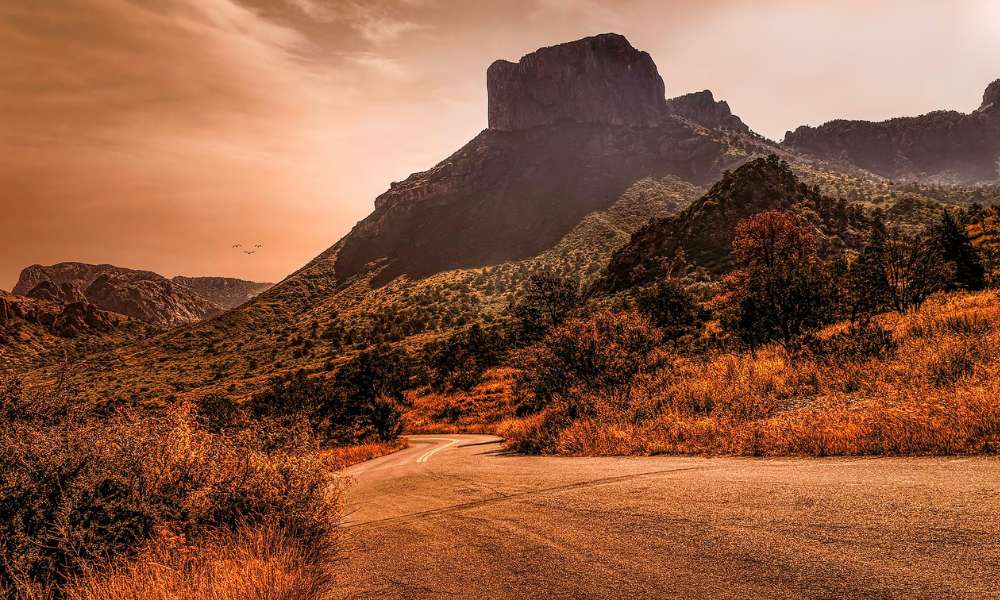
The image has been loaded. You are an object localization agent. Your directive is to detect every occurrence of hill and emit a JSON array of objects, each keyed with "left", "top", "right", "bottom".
[{"left": 602, "top": 155, "right": 870, "bottom": 291}]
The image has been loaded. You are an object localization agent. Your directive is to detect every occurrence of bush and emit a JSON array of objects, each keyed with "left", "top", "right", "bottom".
[
  {"left": 513, "top": 310, "right": 666, "bottom": 417},
  {"left": 0, "top": 388, "right": 341, "bottom": 595},
  {"left": 194, "top": 392, "right": 246, "bottom": 433},
  {"left": 636, "top": 279, "right": 701, "bottom": 342},
  {"left": 250, "top": 345, "right": 411, "bottom": 445}
]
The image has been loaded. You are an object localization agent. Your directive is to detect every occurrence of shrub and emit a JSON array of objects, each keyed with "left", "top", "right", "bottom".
[
  {"left": 927, "top": 340, "right": 981, "bottom": 387},
  {"left": 194, "top": 392, "right": 246, "bottom": 433},
  {"left": 636, "top": 279, "right": 701, "bottom": 342},
  {"left": 509, "top": 271, "right": 580, "bottom": 342},
  {"left": 250, "top": 346, "right": 411, "bottom": 445},
  {"left": 513, "top": 310, "right": 665, "bottom": 417},
  {"left": 0, "top": 397, "right": 340, "bottom": 595}
]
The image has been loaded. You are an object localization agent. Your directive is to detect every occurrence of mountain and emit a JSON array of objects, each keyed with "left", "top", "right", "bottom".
[
  {"left": 333, "top": 33, "right": 770, "bottom": 287},
  {"left": 602, "top": 155, "right": 870, "bottom": 291},
  {"left": 782, "top": 80, "right": 1000, "bottom": 183},
  {"left": 11, "top": 33, "right": 994, "bottom": 403},
  {"left": 12, "top": 263, "right": 270, "bottom": 328},
  {"left": 171, "top": 276, "right": 273, "bottom": 310}
]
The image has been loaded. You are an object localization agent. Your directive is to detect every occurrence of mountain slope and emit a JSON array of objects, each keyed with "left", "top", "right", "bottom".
[
  {"left": 333, "top": 33, "right": 769, "bottom": 287},
  {"left": 0, "top": 291, "right": 149, "bottom": 372}
]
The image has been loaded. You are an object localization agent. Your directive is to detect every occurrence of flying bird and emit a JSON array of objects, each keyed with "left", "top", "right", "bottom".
[
  {"left": 254, "top": 243, "right": 263, "bottom": 248},
  {"left": 243, "top": 250, "right": 256, "bottom": 255},
  {"left": 232, "top": 243, "right": 241, "bottom": 248}
]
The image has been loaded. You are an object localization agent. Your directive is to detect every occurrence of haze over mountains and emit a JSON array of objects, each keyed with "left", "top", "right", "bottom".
[{"left": 7, "top": 33, "right": 1000, "bottom": 402}]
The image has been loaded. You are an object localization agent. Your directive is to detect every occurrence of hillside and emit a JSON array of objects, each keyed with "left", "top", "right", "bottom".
[
  {"left": 0, "top": 291, "right": 150, "bottom": 372},
  {"left": 602, "top": 155, "right": 870, "bottom": 291}
]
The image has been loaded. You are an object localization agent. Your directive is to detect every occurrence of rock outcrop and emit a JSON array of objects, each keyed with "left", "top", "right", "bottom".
[
  {"left": 487, "top": 33, "right": 666, "bottom": 131},
  {"left": 665, "top": 90, "right": 751, "bottom": 134},
  {"left": 334, "top": 34, "right": 766, "bottom": 285},
  {"left": 12, "top": 263, "right": 271, "bottom": 327},
  {"left": 0, "top": 291, "right": 127, "bottom": 339},
  {"left": 26, "top": 280, "right": 87, "bottom": 305},
  {"left": 982, "top": 80, "right": 1000, "bottom": 111},
  {"left": 782, "top": 80, "right": 1000, "bottom": 183}
]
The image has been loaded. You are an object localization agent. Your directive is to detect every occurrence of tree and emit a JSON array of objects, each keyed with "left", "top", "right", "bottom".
[
  {"left": 717, "top": 211, "right": 835, "bottom": 350},
  {"left": 846, "top": 216, "right": 953, "bottom": 318},
  {"left": 513, "top": 310, "right": 665, "bottom": 416},
  {"left": 936, "top": 209, "right": 986, "bottom": 291},
  {"left": 509, "top": 271, "right": 580, "bottom": 341},
  {"left": 636, "top": 279, "right": 700, "bottom": 342},
  {"left": 427, "top": 323, "right": 505, "bottom": 391}
]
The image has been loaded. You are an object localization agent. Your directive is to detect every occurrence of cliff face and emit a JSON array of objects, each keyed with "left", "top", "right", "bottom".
[
  {"left": 487, "top": 33, "right": 666, "bottom": 131},
  {"left": 334, "top": 34, "right": 765, "bottom": 286},
  {"left": 782, "top": 80, "right": 1000, "bottom": 183},
  {"left": 12, "top": 263, "right": 270, "bottom": 327}
]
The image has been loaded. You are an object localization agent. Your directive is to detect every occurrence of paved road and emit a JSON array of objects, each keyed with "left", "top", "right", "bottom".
[{"left": 334, "top": 435, "right": 1000, "bottom": 599}]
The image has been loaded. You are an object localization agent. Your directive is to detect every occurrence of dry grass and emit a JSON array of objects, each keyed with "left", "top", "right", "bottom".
[
  {"left": 0, "top": 388, "right": 347, "bottom": 599},
  {"left": 323, "top": 438, "right": 409, "bottom": 469},
  {"left": 59, "top": 524, "right": 333, "bottom": 600},
  {"left": 500, "top": 290, "right": 1000, "bottom": 456},
  {"left": 403, "top": 367, "right": 516, "bottom": 434}
]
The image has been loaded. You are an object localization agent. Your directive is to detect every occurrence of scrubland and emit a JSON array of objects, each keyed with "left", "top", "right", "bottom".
[
  {"left": 0, "top": 378, "right": 403, "bottom": 600},
  {"left": 497, "top": 290, "right": 1000, "bottom": 456}
]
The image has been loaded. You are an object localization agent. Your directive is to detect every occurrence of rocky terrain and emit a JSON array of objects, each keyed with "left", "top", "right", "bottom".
[
  {"left": 782, "top": 79, "right": 1000, "bottom": 183},
  {"left": 168, "top": 276, "right": 272, "bottom": 310},
  {"left": 0, "top": 290, "right": 151, "bottom": 371},
  {"left": 13, "top": 263, "right": 270, "bottom": 328}
]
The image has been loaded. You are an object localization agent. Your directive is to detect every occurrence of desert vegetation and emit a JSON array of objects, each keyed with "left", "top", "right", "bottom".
[
  {"left": 454, "top": 203, "right": 1000, "bottom": 457},
  {"left": 0, "top": 361, "right": 407, "bottom": 599}
]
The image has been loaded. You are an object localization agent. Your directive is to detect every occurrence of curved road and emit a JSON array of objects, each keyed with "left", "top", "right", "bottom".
[{"left": 335, "top": 435, "right": 1000, "bottom": 599}]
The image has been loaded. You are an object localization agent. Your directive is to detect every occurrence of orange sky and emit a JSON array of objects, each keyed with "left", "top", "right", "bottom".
[{"left": 2, "top": 0, "right": 999, "bottom": 291}]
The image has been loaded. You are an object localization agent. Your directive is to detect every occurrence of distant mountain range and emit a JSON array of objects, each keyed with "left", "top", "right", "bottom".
[
  {"left": 8, "top": 33, "right": 1000, "bottom": 399},
  {"left": 782, "top": 79, "right": 1000, "bottom": 183},
  {"left": 11, "top": 262, "right": 271, "bottom": 328}
]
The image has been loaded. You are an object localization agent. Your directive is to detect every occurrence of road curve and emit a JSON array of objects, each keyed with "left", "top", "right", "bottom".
[{"left": 335, "top": 434, "right": 1000, "bottom": 599}]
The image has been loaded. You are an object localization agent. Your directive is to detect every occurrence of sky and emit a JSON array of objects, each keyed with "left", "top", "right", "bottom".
[{"left": 2, "top": 0, "right": 999, "bottom": 291}]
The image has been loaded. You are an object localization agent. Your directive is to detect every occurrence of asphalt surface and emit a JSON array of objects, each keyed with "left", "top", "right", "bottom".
[{"left": 334, "top": 434, "right": 1000, "bottom": 599}]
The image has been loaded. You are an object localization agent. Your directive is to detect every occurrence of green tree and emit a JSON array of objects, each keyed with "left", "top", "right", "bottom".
[{"left": 936, "top": 209, "right": 986, "bottom": 291}]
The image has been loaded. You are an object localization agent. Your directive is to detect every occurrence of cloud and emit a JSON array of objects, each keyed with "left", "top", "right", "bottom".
[{"left": 280, "top": 0, "right": 429, "bottom": 43}]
